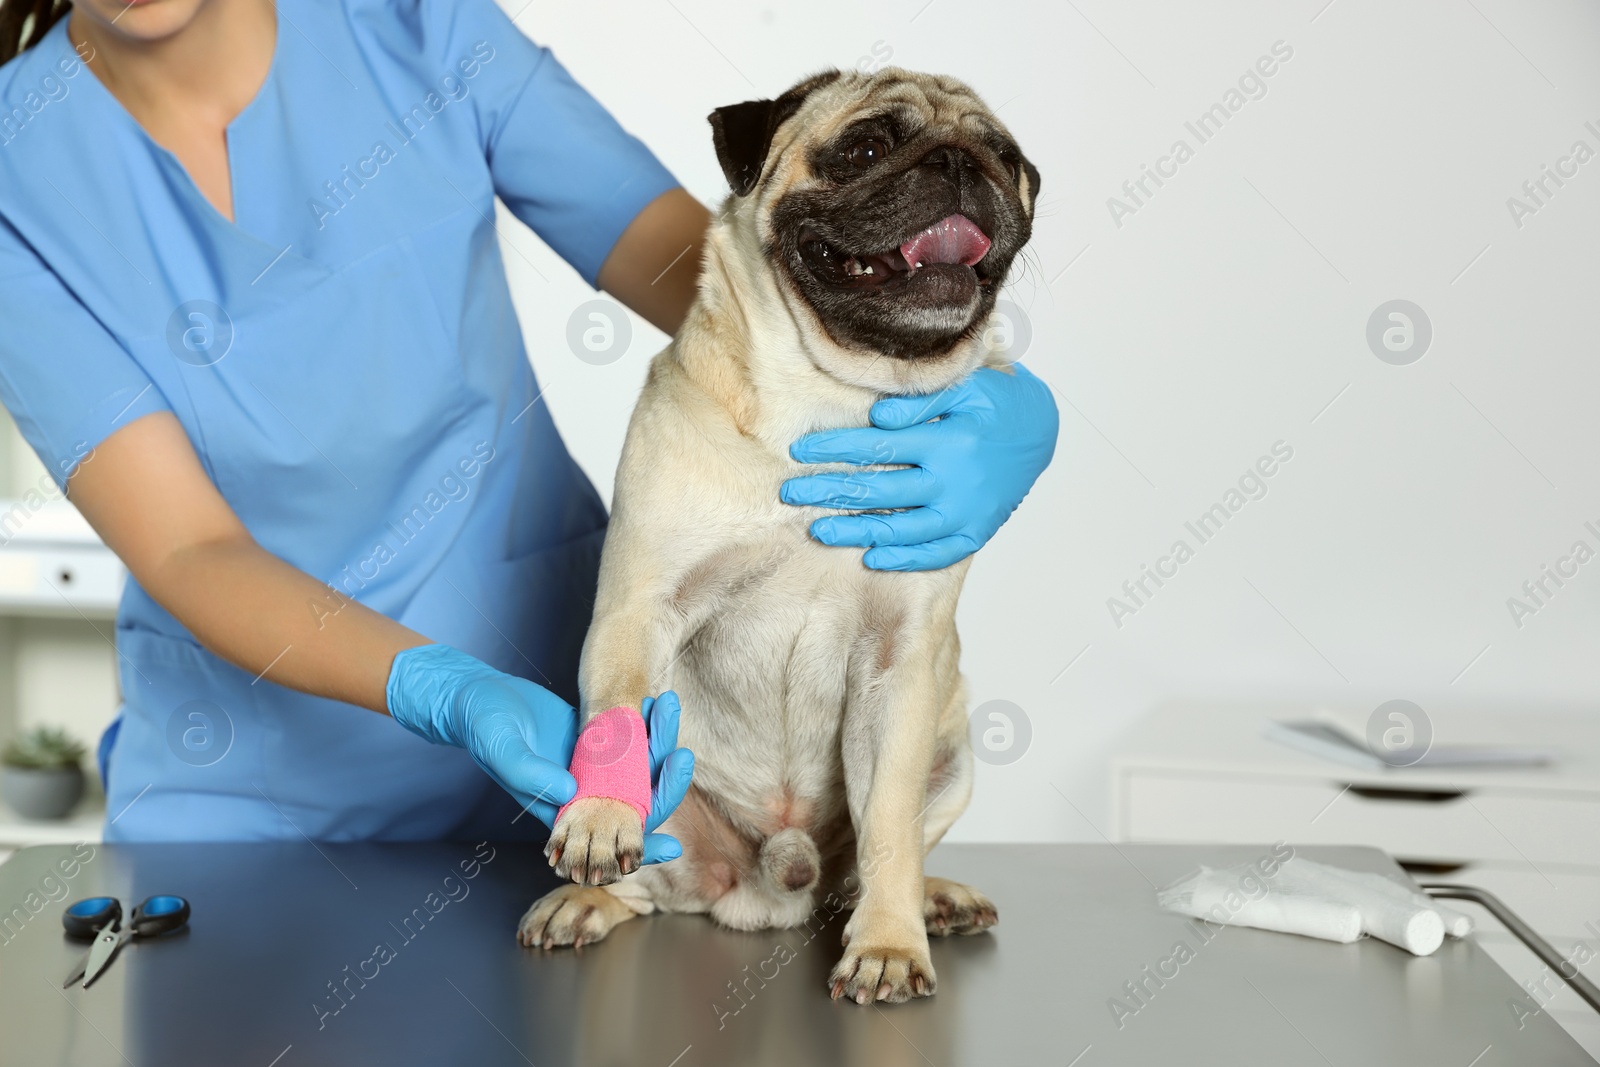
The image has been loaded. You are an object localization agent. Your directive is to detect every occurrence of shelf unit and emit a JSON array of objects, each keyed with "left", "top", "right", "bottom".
[
  {"left": 1110, "top": 703, "right": 1600, "bottom": 1059},
  {"left": 0, "top": 498, "right": 123, "bottom": 617},
  {"left": 0, "top": 800, "right": 104, "bottom": 851},
  {"left": 0, "top": 416, "right": 121, "bottom": 850}
]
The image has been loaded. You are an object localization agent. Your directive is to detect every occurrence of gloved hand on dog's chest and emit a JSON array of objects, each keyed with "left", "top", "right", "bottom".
[
  {"left": 782, "top": 362, "right": 1059, "bottom": 571},
  {"left": 386, "top": 644, "right": 695, "bottom": 864}
]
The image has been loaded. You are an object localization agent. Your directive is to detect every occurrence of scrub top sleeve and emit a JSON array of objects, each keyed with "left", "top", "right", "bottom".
[
  {"left": 418, "top": 0, "right": 678, "bottom": 285},
  {"left": 448, "top": 8, "right": 679, "bottom": 287},
  {"left": 0, "top": 217, "right": 172, "bottom": 489},
  {"left": 488, "top": 51, "right": 680, "bottom": 287}
]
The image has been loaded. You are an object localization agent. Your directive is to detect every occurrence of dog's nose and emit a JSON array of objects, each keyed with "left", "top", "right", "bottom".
[{"left": 920, "top": 145, "right": 981, "bottom": 188}]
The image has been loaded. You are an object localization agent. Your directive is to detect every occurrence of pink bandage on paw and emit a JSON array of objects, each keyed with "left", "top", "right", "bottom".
[{"left": 557, "top": 705, "right": 652, "bottom": 827}]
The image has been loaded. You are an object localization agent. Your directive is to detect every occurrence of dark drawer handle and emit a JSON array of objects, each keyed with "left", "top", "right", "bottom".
[
  {"left": 1345, "top": 785, "right": 1467, "bottom": 804},
  {"left": 1399, "top": 859, "right": 1469, "bottom": 876}
]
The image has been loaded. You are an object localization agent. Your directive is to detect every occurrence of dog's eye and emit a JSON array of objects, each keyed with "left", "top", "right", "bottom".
[
  {"left": 845, "top": 139, "right": 890, "bottom": 168},
  {"left": 998, "top": 149, "right": 1022, "bottom": 183}
]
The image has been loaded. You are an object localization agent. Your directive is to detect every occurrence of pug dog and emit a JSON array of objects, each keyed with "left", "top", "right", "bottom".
[{"left": 518, "top": 67, "right": 1041, "bottom": 1005}]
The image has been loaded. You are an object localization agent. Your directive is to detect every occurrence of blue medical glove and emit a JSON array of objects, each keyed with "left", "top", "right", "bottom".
[
  {"left": 782, "top": 362, "right": 1059, "bottom": 571},
  {"left": 638, "top": 691, "right": 696, "bottom": 862},
  {"left": 387, "top": 644, "right": 694, "bottom": 863}
]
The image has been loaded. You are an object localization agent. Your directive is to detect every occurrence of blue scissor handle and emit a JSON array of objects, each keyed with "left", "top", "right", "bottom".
[
  {"left": 62, "top": 897, "right": 121, "bottom": 940},
  {"left": 130, "top": 895, "right": 190, "bottom": 938}
]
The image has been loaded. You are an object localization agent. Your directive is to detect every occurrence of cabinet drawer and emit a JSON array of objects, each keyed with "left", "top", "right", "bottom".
[
  {"left": 0, "top": 544, "right": 123, "bottom": 612},
  {"left": 1120, "top": 771, "right": 1600, "bottom": 867}
]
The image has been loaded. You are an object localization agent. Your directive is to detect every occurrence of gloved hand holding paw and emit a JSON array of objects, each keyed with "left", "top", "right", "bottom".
[{"left": 386, "top": 644, "right": 694, "bottom": 865}]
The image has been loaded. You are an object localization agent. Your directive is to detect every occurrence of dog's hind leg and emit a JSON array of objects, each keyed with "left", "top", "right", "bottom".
[
  {"left": 918, "top": 691, "right": 998, "bottom": 938},
  {"left": 924, "top": 876, "right": 998, "bottom": 937},
  {"left": 518, "top": 878, "right": 656, "bottom": 949}
]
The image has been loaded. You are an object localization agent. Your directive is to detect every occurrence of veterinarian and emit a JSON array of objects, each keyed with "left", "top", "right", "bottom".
[{"left": 0, "top": 0, "right": 1057, "bottom": 844}]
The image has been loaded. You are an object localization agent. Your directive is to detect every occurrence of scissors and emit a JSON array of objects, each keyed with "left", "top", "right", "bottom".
[{"left": 62, "top": 895, "right": 191, "bottom": 989}]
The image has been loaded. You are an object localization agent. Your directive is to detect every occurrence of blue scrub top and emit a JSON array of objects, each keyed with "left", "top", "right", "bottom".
[{"left": 0, "top": 0, "right": 677, "bottom": 841}]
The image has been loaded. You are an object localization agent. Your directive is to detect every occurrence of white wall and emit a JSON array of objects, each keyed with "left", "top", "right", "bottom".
[{"left": 500, "top": 0, "right": 1600, "bottom": 842}]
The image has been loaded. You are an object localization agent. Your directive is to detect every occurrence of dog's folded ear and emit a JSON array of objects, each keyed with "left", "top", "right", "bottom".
[
  {"left": 707, "top": 99, "right": 781, "bottom": 197},
  {"left": 708, "top": 70, "right": 841, "bottom": 196},
  {"left": 1021, "top": 156, "right": 1042, "bottom": 210}
]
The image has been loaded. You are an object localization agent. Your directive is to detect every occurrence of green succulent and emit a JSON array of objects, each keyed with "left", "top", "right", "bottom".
[{"left": 2, "top": 726, "right": 87, "bottom": 771}]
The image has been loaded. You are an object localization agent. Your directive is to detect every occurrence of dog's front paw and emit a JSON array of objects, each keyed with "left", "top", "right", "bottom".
[
  {"left": 545, "top": 797, "right": 643, "bottom": 885},
  {"left": 829, "top": 940, "right": 936, "bottom": 1004},
  {"left": 518, "top": 884, "right": 635, "bottom": 948},
  {"left": 924, "top": 877, "right": 997, "bottom": 937}
]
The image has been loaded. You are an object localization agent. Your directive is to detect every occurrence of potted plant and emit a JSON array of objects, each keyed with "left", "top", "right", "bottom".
[{"left": 1, "top": 726, "right": 87, "bottom": 820}]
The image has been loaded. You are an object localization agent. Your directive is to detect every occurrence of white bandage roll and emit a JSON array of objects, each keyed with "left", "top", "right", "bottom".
[
  {"left": 1158, "top": 866, "right": 1364, "bottom": 943},
  {"left": 1156, "top": 856, "right": 1473, "bottom": 956},
  {"left": 1287, "top": 859, "right": 1472, "bottom": 948}
]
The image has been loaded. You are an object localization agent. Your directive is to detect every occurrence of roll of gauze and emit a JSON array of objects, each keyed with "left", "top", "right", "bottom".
[
  {"left": 1156, "top": 856, "right": 1470, "bottom": 956},
  {"left": 1158, "top": 865, "right": 1363, "bottom": 943},
  {"left": 1289, "top": 859, "right": 1474, "bottom": 939}
]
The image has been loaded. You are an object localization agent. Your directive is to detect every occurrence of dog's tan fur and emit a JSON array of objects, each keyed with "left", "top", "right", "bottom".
[{"left": 520, "top": 68, "right": 1037, "bottom": 1004}]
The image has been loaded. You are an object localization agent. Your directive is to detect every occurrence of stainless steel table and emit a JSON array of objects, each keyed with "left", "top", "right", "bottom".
[{"left": 0, "top": 841, "right": 1589, "bottom": 1066}]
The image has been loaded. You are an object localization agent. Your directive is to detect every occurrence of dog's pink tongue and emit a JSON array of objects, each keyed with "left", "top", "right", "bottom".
[{"left": 899, "top": 214, "right": 991, "bottom": 268}]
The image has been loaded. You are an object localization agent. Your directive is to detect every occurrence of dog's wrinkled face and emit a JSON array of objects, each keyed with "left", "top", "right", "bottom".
[{"left": 710, "top": 68, "right": 1040, "bottom": 377}]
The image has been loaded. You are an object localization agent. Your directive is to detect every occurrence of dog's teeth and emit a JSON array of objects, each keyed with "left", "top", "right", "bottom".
[{"left": 862, "top": 265, "right": 874, "bottom": 275}]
